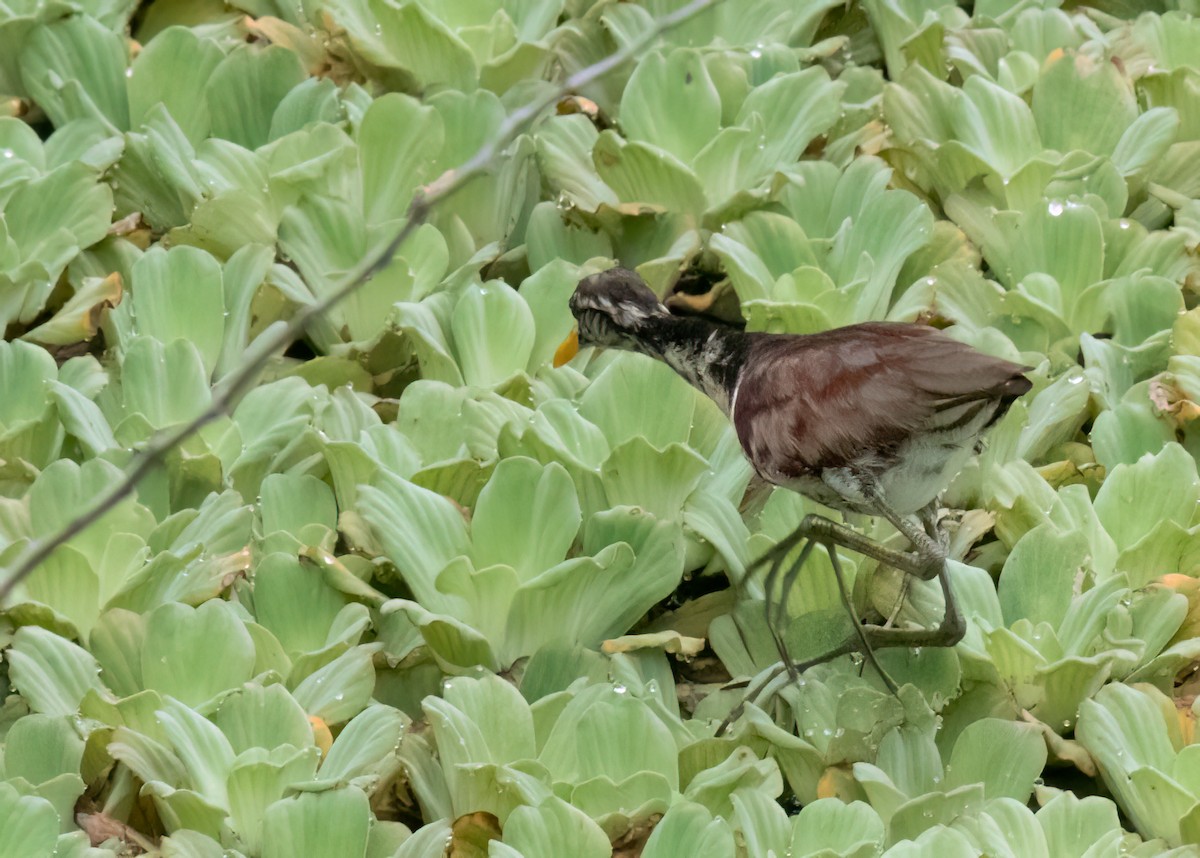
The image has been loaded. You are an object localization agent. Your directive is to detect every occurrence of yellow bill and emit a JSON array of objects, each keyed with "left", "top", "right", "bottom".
[{"left": 553, "top": 328, "right": 579, "bottom": 367}]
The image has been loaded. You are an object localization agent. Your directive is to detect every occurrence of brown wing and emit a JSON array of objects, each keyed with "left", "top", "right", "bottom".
[{"left": 731, "top": 322, "right": 1029, "bottom": 478}]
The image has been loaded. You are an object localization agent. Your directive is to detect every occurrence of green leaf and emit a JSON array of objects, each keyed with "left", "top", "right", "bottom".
[
  {"left": 157, "top": 696, "right": 236, "bottom": 806},
  {"left": 433, "top": 673, "right": 536, "bottom": 764},
  {"left": 259, "top": 472, "right": 339, "bottom": 556},
  {"left": 20, "top": 15, "right": 130, "bottom": 130},
  {"left": 358, "top": 471, "right": 470, "bottom": 609},
  {"left": 0, "top": 115, "right": 44, "bottom": 176},
  {"left": 539, "top": 685, "right": 679, "bottom": 789},
  {"left": 0, "top": 162, "right": 113, "bottom": 328},
  {"left": 575, "top": 509, "right": 684, "bottom": 639},
  {"left": 367, "top": 0, "right": 478, "bottom": 92},
  {"left": 1076, "top": 683, "right": 1195, "bottom": 843},
  {"left": 14, "top": 545, "right": 100, "bottom": 640},
  {"left": 0, "top": 340, "right": 64, "bottom": 468},
  {"left": 620, "top": 49, "right": 721, "bottom": 163},
  {"left": 776, "top": 158, "right": 933, "bottom": 321},
  {"left": 4, "top": 713, "right": 85, "bottom": 787},
  {"left": 227, "top": 746, "right": 321, "bottom": 855},
  {"left": 252, "top": 553, "right": 349, "bottom": 656},
  {"left": 108, "top": 104, "right": 203, "bottom": 230},
  {"left": 358, "top": 93, "right": 442, "bottom": 225},
  {"left": 1093, "top": 443, "right": 1200, "bottom": 552},
  {"left": 683, "top": 745, "right": 780, "bottom": 822},
  {"left": 128, "top": 246, "right": 226, "bottom": 377},
  {"left": 1032, "top": 51, "right": 1137, "bottom": 159},
  {"left": 6, "top": 625, "right": 107, "bottom": 716},
  {"left": 788, "top": 798, "right": 885, "bottom": 857},
  {"left": 108, "top": 336, "right": 212, "bottom": 432},
  {"left": 128, "top": 26, "right": 224, "bottom": 143},
  {"left": 642, "top": 801, "right": 734, "bottom": 858},
  {"left": 0, "top": 782, "right": 59, "bottom": 858},
  {"left": 946, "top": 718, "right": 1047, "bottom": 803},
  {"left": 320, "top": 703, "right": 407, "bottom": 782},
  {"left": 736, "top": 67, "right": 842, "bottom": 175},
  {"left": 524, "top": 204, "right": 611, "bottom": 274},
  {"left": 720, "top": 211, "right": 818, "bottom": 280},
  {"left": 601, "top": 438, "right": 709, "bottom": 521},
  {"left": 261, "top": 788, "right": 371, "bottom": 858},
  {"left": 290, "top": 645, "right": 378, "bottom": 724},
  {"left": 502, "top": 797, "right": 612, "bottom": 858},
  {"left": 593, "top": 131, "right": 707, "bottom": 216},
  {"left": 214, "top": 683, "right": 313, "bottom": 755},
  {"left": 1112, "top": 107, "right": 1180, "bottom": 176},
  {"left": 952, "top": 74, "right": 1042, "bottom": 179},
  {"left": 998, "top": 525, "right": 1091, "bottom": 629},
  {"left": 1035, "top": 793, "right": 1122, "bottom": 858},
  {"left": 142, "top": 600, "right": 256, "bottom": 708},
  {"left": 534, "top": 115, "right": 618, "bottom": 212},
  {"left": 206, "top": 45, "right": 306, "bottom": 149},
  {"left": 578, "top": 354, "right": 696, "bottom": 449},
  {"left": 883, "top": 824, "right": 979, "bottom": 857},
  {"left": 270, "top": 78, "right": 344, "bottom": 141},
  {"left": 1116, "top": 520, "right": 1200, "bottom": 588},
  {"left": 471, "top": 458, "right": 580, "bottom": 581},
  {"left": 520, "top": 257, "right": 594, "bottom": 372},
  {"left": 1008, "top": 203, "right": 1104, "bottom": 304},
  {"left": 450, "top": 280, "right": 536, "bottom": 387}
]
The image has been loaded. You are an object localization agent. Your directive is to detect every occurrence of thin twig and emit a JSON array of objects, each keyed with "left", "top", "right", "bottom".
[{"left": 0, "top": 0, "right": 724, "bottom": 601}]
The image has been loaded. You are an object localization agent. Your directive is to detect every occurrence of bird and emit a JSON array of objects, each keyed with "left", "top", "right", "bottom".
[{"left": 564, "top": 266, "right": 1032, "bottom": 690}]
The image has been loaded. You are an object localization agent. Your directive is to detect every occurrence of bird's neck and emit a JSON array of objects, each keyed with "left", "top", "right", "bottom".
[{"left": 628, "top": 316, "right": 748, "bottom": 415}]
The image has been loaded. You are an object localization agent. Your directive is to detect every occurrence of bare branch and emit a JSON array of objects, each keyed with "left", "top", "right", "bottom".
[{"left": 0, "top": 0, "right": 724, "bottom": 602}]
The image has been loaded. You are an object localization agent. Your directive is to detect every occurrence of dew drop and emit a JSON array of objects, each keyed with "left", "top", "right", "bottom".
[{"left": 1048, "top": 200, "right": 1064, "bottom": 216}]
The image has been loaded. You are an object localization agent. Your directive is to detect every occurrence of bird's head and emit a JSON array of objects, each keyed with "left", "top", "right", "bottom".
[{"left": 569, "top": 268, "right": 671, "bottom": 349}]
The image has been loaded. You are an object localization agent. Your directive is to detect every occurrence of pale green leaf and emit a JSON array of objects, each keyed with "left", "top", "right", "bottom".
[
  {"left": 450, "top": 280, "right": 536, "bottom": 387},
  {"left": 261, "top": 788, "right": 371, "bottom": 858},
  {"left": 141, "top": 601, "right": 256, "bottom": 708},
  {"left": 128, "top": 26, "right": 223, "bottom": 143},
  {"left": 472, "top": 458, "right": 580, "bottom": 581},
  {"left": 6, "top": 625, "right": 107, "bottom": 716},
  {"left": 620, "top": 49, "right": 720, "bottom": 163},
  {"left": 206, "top": 45, "right": 306, "bottom": 149},
  {"left": 946, "top": 719, "right": 1047, "bottom": 802},
  {"left": 290, "top": 645, "right": 378, "bottom": 724}
]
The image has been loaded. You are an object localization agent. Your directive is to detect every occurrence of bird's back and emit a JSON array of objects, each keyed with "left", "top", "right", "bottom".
[{"left": 731, "top": 322, "right": 1030, "bottom": 514}]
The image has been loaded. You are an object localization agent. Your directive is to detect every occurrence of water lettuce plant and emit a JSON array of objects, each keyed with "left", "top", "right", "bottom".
[{"left": 1, "top": 0, "right": 1200, "bottom": 855}]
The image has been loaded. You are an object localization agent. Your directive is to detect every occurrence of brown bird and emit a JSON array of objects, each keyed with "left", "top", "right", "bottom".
[{"left": 566, "top": 267, "right": 1031, "bottom": 688}]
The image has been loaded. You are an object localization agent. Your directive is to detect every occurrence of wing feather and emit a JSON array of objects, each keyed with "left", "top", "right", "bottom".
[{"left": 731, "top": 323, "right": 1029, "bottom": 477}]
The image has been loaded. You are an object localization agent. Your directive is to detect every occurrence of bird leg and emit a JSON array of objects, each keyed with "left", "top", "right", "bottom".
[
  {"left": 866, "top": 494, "right": 946, "bottom": 582},
  {"left": 723, "top": 505, "right": 967, "bottom": 736},
  {"left": 884, "top": 501, "right": 943, "bottom": 629},
  {"left": 756, "top": 514, "right": 921, "bottom": 687},
  {"left": 718, "top": 558, "right": 965, "bottom": 736},
  {"left": 826, "top": 542, "right": 897, "bottom": 692},
  {"left": 757, "top": 529, "right": 817, "bottom": 681}
]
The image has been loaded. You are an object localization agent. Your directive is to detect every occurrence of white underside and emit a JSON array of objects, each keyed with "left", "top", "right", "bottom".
[{"left": 779, "top": 400, "right": 995, "bottom": 516}]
